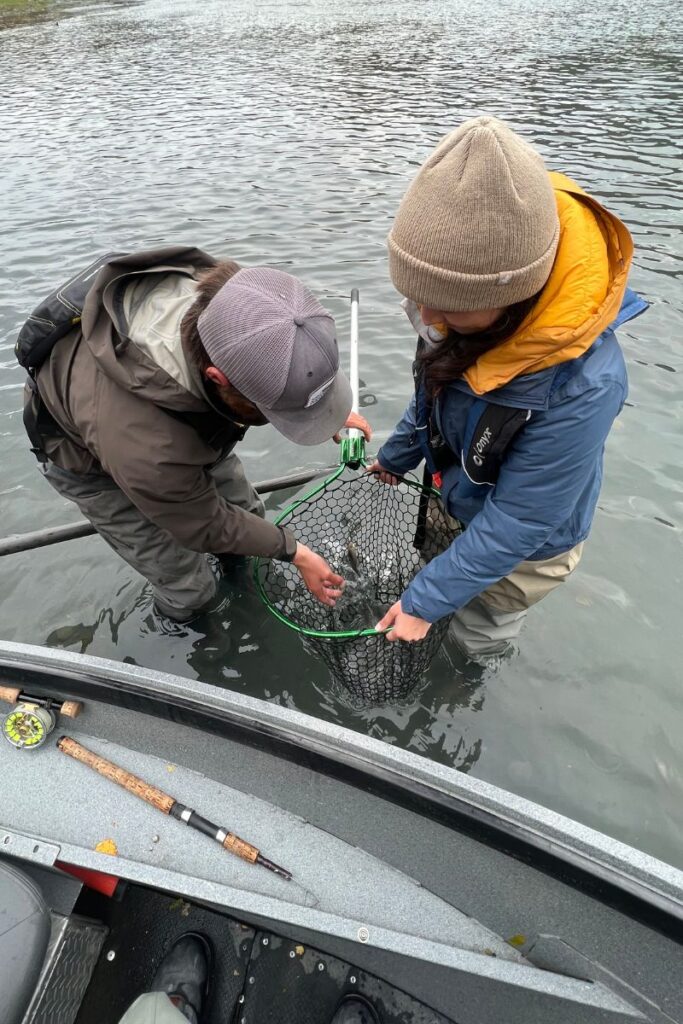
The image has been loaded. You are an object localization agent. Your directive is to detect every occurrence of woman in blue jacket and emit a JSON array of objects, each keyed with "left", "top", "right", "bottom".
[{"left": 371, "top": 117, "right": 647, "bottom": 658}]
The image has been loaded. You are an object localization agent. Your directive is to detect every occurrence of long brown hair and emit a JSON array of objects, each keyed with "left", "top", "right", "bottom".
[{"left": 419, "top": 291, "right": 542, "bottom": 396}]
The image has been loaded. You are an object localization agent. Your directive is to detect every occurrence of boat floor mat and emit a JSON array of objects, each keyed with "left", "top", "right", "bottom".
[
  {"left": 239, "top": 927, "right": 451, "bottom": 1024},
  {"left": 73, "top": 883, "right": 454, "bottom": 1024},
  {"left": 74, "top": 884, "right": 255, "bottom": 1024}
]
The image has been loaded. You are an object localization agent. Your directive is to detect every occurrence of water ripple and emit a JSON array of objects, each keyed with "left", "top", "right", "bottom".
[{"left": 1, "top": 0, "right": 682, "bottom": 867}]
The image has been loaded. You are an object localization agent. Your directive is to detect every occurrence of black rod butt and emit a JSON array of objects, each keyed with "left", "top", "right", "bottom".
[{"left": 256, "top": 853, "right": 292, "bottom": 881}]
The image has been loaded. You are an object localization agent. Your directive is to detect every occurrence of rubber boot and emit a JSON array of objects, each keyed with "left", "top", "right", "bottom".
[
  {"left": 330, "top": 995, "right": 381, "bottom": 1024},
  {"left": 149, "top": 933, "right": 211, "bottom": 1024}
]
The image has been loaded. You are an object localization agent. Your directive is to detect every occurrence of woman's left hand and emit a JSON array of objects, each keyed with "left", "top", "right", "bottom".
[
  {"left": 333, "top": 412, "right": 372, "bottom": 443},
  {"left": 375, "top": 601, "right": 432, "bottom": 642}
]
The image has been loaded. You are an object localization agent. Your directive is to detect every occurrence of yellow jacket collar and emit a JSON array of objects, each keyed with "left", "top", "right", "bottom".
[{"left": 464, "top": 172, "right": 634, "bottom": 395}]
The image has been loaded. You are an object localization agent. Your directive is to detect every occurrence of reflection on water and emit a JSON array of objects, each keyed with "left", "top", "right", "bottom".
[
  {"left": 44, "top": 555, "right": 487, "bottom": 773},
  {"left": 2, "top": 0, "right": 682, "bottom": 866}
]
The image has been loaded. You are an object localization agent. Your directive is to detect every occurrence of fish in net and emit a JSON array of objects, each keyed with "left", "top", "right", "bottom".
[{"left": 255, "top": 470, "right": 460, "bottom": 703}]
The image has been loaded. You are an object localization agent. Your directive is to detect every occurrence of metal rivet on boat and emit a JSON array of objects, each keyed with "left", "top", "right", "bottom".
[
  {"left": 289, "top": 950, "right": 296, "bottom": 958},
  {"left": 350, "top": 976, "right": 356, "bottom": 984},
  {"left": 262, "top": 937, "right": 269, "bottom": 946},
  {"left": 357, "top": 926, "right": 369, "bottom": 943},
  {"left": 238, "top": 995, "right": 245, "bottom": 1004},
  {"left": 106, "top": 950, "right": 116, "bottom": 962},
  {"left": 248, "top": 976, "right": 255, "bottom": 984},
  {"left": 317, "top": 962, "right": 325, "bottom": 972}
]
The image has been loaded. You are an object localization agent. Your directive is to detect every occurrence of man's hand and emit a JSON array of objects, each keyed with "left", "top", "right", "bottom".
[
  {"left": 293, "top": 543, "right": 344, "bottom": 607},
  {"left": 375, "top": 601, "right": 432, "bottom": 642},
  {"left": 333, "top": 412, "right": 372, "bottom": 444},
  {"left": 366, "top": 460, "right": 400, "bottom": 486}
]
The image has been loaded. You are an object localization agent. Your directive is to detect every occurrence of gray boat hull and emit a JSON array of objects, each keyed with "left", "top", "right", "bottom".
[{"left": 0, "top": 642, "right": 681, "bottom": 1023}]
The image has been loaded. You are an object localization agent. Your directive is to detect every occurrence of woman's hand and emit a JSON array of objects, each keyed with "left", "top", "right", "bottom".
[
  {"left": 293, "top": 543, "right": 344, "bottom": 607},
  {"left": 333, "top": 412, "right": 372, "bottom": 443},
  {"left": 365, "top": 460, "right": 400, "bottom": 486},
  {"left": 375, "top": 601, "right": 432, "bottom": 642}
]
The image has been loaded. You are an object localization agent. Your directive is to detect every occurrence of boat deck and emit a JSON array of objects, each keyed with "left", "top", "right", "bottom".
[
  {"left": 74, "top": 883, "right": 452, "bottom": 1024},
  {"left": 0, "top": 721, "right": 516, "bottom": 961},
  {"left": 1, "top": 643, "right": 682, "bottom": 1024}
]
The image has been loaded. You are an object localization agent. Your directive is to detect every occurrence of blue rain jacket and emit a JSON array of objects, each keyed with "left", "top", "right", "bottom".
[{"left": 376, "top": 289, "right": 648, "bottom": 623}]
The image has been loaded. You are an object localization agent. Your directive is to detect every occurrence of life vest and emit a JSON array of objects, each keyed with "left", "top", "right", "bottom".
[
  {"left": 16, "top": 252, "right": 247, "bottom": 463},
  {"left": 17, "top": 253, "right": 122, "bottom": 463},
  {"left": 412, "top": 345, "right": 530, "bottom": 490}
]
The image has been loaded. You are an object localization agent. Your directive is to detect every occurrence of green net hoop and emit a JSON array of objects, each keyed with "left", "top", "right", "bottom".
[{"left": 254, "top": 467, "right": 460, "bottom": 703}]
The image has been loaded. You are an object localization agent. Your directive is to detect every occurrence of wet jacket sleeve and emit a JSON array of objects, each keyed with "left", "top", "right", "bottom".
[
  {"left": 95, "top": 394, "right": 297, "bottom": 560},
  {"left": 375, "top": 396, "right": 423, "bottom": 476},
  {"left": 401, "top": 383, "right": 625, "bottom": 622}
]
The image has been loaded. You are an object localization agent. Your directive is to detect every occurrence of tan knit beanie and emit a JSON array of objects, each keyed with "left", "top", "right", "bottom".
[{"left": 388, "top": 116, "right": 560, "bottom": 311}]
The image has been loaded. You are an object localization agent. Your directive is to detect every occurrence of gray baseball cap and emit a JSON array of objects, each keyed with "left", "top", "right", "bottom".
[{"left": 197, "top": 267, "right": 352, "bottom": 446}]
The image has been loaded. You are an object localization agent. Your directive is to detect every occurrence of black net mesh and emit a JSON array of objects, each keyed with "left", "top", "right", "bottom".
[{"left": 256, "top": 470, "right": 460, "bottom": 703}]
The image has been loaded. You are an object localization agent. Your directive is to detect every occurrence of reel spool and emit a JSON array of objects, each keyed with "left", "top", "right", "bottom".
[
  {"left": 2, "top": 703, "right": 56, "bottom": 749},
  {"left": 0, "top": 685, "right": 82, "bottom": 750}
]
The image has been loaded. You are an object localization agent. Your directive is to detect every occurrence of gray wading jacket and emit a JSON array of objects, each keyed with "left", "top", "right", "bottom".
[{"left": 29, "top": 246, "right": 297, "bottom": 560}]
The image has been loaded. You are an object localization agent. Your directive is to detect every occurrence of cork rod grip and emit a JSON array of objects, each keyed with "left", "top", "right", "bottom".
[
  {"left": 58, "top": 736, "right": 175, "bottom": 814},
  {"left": 223, "top": 833, "right": 259, "bottom": 863}
]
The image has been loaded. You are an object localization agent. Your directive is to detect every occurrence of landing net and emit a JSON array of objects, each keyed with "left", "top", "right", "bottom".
[{"left": 255, "top": 468, "right": 459, "bottom": 703}]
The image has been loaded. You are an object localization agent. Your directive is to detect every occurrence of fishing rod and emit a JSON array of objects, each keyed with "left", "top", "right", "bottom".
[
  {"left": 58, "top": 736, "right": 292, "bottom": 881},
  {"left": 0, "top": 466, "right": 334, "bottom": 558}
]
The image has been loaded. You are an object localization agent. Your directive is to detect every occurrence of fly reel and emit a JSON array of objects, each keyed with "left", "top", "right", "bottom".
[
  {"left": 3, "top": 703, "right": 56, "bottom": 749},
  {"left": 0, "top": 685, "right": 82, "bottom": 751}
]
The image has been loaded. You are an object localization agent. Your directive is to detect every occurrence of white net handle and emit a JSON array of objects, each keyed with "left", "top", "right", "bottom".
[{"left": 348, "top": 288, "right": 361, "bottom": 437}]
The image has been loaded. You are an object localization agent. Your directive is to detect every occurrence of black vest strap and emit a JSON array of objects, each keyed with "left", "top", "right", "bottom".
[
  {"left": 463, "top": 403, "right": 531, "bottom": 486},
  {"left": 413, "top": 343, "right": 531, "bottom": 489},
  {"left": 22, "top": 374, "right": 64, "bottom": 465}
]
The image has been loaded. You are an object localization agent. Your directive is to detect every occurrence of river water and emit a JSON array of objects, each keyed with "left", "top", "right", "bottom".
[{"left": 1, "top": 0, "right": 682, "bottom": 867}]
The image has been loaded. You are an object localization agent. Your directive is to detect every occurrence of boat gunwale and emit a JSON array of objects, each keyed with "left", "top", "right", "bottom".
[{"left": 0, "top": 641, "right": 681, "bottom": 936}]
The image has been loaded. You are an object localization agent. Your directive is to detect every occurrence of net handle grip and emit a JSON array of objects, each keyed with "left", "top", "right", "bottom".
[{"left": 348, "top": 288, "right": 361, "bottom": 438}]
